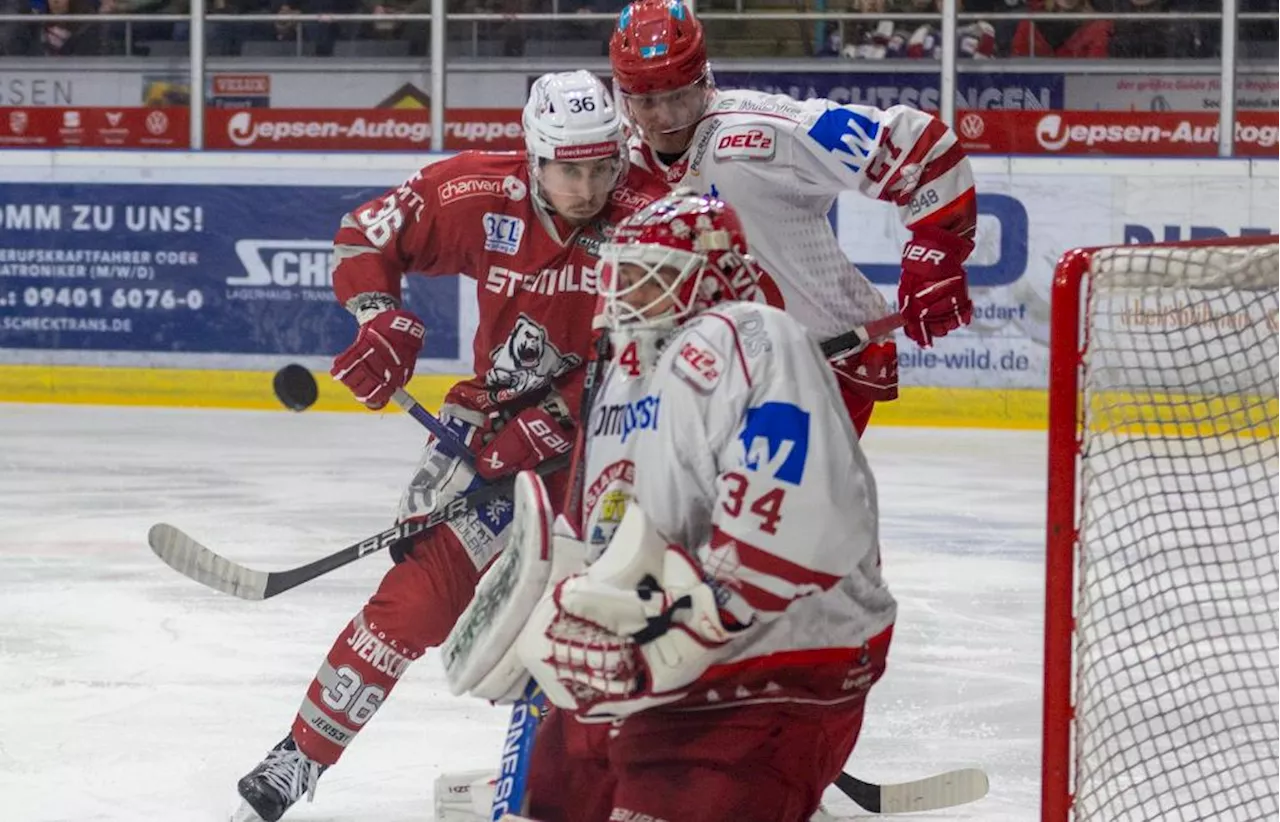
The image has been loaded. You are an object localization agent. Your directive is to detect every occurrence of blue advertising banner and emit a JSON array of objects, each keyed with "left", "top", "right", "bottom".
[
  {"left": 716, "top": 71, "right": 1065, "bottom": 112},
  {"left": 0, "top": 183, "right": 460, "bottom": 359}
]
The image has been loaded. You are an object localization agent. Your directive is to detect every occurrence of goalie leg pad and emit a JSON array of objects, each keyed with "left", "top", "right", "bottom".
[
  {"left": 442, "top": 470, "right": 554, "bottom": 696},
  {"left": 444, "top": 471, "right": 590, "bottom": 700},
  {"left": 468, "top": 512, "right": 590, "bottom": 703}
]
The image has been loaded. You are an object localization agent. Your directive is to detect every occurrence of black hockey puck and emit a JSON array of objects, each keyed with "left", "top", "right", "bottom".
[{"left": 273, "top": 364, "right": 319, "bottom": 412}]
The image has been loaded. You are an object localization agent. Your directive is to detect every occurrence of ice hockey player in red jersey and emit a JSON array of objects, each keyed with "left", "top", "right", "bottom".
[
  {"left": 609, "top": 0, "right": 979, "bottom": 436},
  {"left": 445, "top": 189, "right": 895, "bottom": 822},
  {"left": 232, "top": 70, "right": 666, "bottom": 822}
]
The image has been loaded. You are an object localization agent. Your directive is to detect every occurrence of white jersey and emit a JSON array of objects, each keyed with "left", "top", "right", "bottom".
[
  {"left": 629, "top": 88, "right": 977, "bottom": 341},
  {"left": 580, "top": 303, "right": 896, "bottom": 710}
]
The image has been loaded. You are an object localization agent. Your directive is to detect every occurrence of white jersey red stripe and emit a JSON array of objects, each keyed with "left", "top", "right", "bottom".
[
  {"left": 629, "top": 87, "right": 977, "bottom": 342},
  {"left": 579, "top": 302, "right": 896, "bottom": 710}
]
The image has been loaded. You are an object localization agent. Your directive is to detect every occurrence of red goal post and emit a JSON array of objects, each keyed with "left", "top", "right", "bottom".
[{"left": 1043, "top": 236, "right": 1280, "bottom": 822}]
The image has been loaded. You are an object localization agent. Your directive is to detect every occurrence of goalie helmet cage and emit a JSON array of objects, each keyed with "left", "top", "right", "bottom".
[{"left": 1042, "top": 235, "right": 1280, "bottom": 822}]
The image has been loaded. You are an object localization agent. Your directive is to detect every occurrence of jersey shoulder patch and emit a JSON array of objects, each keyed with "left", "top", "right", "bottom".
[
  {"left": 669, "top": 300, "right": 816, "bottom": 396},
  {"left": 712, "top": 124, "right": 777, "bottom": 162},
  {"left": 803, "top": 105, "right": 882, "bottom": 174},
  {"left": 670, "top": 328, "right": 726, "bottom": 392},
  {"left": 610, "top": 184, "right": 655, "bottom": 213}
]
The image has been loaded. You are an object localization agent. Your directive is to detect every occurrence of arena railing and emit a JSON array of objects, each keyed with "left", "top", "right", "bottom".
[{"left": 0, "top": 1, "right": 1273, "bottom": 153}]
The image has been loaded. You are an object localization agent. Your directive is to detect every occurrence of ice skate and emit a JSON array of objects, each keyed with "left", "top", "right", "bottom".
[{"left": 232, "top": 735, "right": 326, "bottom": 822}]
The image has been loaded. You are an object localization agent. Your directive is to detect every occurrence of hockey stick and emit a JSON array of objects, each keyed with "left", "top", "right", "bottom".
[
  {"left": 150, "top": 382, "right": 564, "bottom": 600},
  {"left": 440, "top": 757, "right": 988, "bottom": 814},
  {"left": 819, "top": 312, "right": 905, "bottom": 360},
  {"left": 834, "top": 768, "right": 989, "bottom": 814},
  {"left": 819, "top": 314, "right": 991, "bottom": 814},
  {"left": 444, "top": 765, "right": 987, "bottom": 818},
  {"left": 158, "top": 332, "right": 624, "bottom": 599},
  {"left": 148, "top": 453, "right": 570, "bottom": 601},
  {"left": 488, "top": 679, "right": 550, "bottom": 822},
  {"left": 154, "top": 312, "right": 905, "bottom": 597}
]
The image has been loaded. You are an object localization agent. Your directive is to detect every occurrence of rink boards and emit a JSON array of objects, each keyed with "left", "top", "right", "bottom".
[{"left": 0, "top": 152, "right": 1275, "bottom": 428}]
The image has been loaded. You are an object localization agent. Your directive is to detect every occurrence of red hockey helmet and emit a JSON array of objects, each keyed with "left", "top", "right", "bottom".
[
  {"left": 599, "top": 188, "right": 762, "bottom": 337},
  {"left": 609, "top": 0, "right": 709, "bottom": 95}
]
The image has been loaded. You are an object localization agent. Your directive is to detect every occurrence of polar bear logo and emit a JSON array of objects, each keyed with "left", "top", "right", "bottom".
[{"left": 485, "top": 314, "right": 582, "bottom": 399}]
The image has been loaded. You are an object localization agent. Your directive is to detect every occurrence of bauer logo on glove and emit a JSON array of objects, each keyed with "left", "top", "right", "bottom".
[
  {"left": 330, "top": 304, "right": 427, "bottom": 410},
  {"left": 897, "top": 224, "right": 976, "bottom": 349},
  {"left": 475, "top": 406, "right": 573, "bottom": 482}
]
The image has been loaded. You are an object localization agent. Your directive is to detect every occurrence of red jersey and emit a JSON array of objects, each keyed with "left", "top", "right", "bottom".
[{"left": 332, "top": 152, "right": 666, "bottom": 416}]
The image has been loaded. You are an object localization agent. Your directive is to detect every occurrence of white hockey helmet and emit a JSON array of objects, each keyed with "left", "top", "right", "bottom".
[
  {"left": 524, "top": 70, "right": 626, "bottom": 164},
  {"left": 523, "top": 71, "right": 628, "bottom": 216}
]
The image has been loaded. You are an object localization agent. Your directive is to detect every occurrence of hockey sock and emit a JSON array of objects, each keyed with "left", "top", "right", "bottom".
[{"left": 291, "top": 609, "right": 419, "bottom": 766}]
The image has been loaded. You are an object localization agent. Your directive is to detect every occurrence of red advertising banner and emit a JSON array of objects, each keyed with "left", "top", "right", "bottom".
[
  {"left": 3, "top": 106, "right": 1275, "bottom": 158},
  {"left": 203, "top": 107, "right": 525, "bottom": 151},
  {"left": 0, "top": 107, "right": 189, "bottom": 149},
  {"left": 955, "top": 110, "right": 1280, "bottom": 157}
]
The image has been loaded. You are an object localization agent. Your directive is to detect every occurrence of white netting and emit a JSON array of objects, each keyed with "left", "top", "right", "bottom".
[{"left": 1072, "top": 242, "right": 1280, "bottom": 822}]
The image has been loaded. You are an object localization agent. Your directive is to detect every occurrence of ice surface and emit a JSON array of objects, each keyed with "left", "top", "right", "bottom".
[{"left": 0, "top": 404, "right": 1049, "bottom": 821}]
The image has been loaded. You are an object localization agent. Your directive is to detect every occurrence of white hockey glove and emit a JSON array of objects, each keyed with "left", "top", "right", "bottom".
[
  {"left": 442, "top": 470, "right": 586, "bottom": 703},
  {"left": 517, "top": 504, "right": 754, "bottom": 717}
]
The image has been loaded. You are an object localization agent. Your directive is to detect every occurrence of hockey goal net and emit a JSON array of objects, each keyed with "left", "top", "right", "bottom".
[{"left": 1043, "top": 236, "right": 1280, "bottom": 822}]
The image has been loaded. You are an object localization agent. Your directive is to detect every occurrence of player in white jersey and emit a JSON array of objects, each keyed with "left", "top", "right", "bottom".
[
  {"left": 445, "top": 190, "right": 895, "bottom": 822},
  {"left": 609, "top": 0, "right": 978, "bottom": 435}
]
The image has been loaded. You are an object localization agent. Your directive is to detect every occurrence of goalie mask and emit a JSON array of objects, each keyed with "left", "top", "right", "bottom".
[
  {"left": 598, "top": 188, "right": 762, "bottom": 375},
  {"left": 523, "top": 71, "right": 628, "bottom": 223},
  {"left": 609, "top": 0, "right": 714, "bottom": 151}
]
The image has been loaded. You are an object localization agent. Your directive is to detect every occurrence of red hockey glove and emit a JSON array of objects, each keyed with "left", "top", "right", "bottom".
[
  {"left": 475, "top": 405, "right": 573, "bottom": 481},
  {"left": 897, "top": 225, "right": 975, "bottom": 349},
  {"left": 330, "top": 308, "right": 425, "bottom": 410},
  {"left": 829, "top": 339, "right": 899, "bottom": 404}
]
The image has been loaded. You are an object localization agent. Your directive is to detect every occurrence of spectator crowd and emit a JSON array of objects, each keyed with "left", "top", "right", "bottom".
[{"left": 0, "top": 0, "right": 1273, "bottom": 59}]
